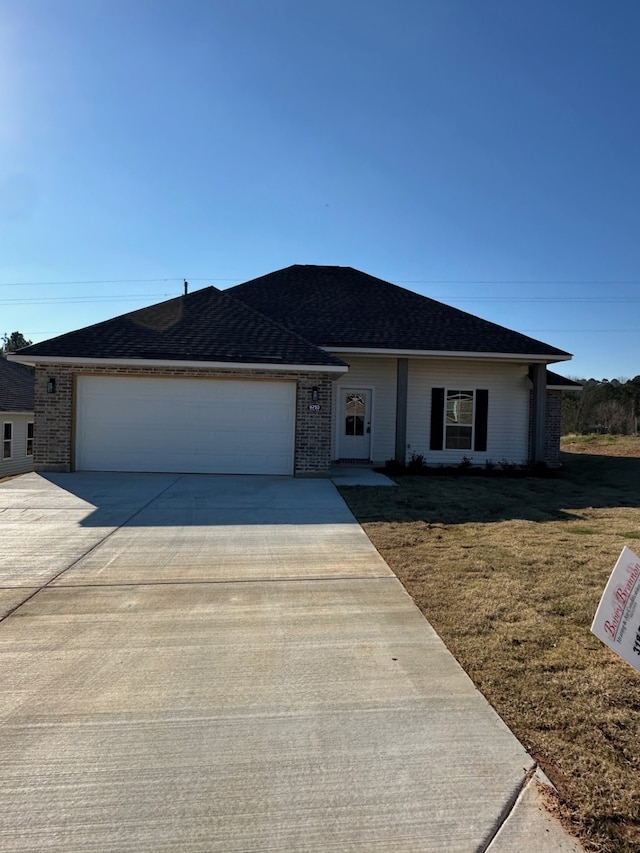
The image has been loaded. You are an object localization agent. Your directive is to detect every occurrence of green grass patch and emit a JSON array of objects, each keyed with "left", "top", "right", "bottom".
[{"left": 340, "top": 436, "right": 640, "bottom": 853}]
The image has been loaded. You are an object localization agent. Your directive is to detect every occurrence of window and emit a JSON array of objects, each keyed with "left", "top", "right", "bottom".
[
  {"left": 446, "top": 390, "right": 474, "bottom": 449},
  {"left": 3, "top": 422, "right": 12, "bottom": 459},
  {"left": 26, "top": 422, "right": 34, "bottom": 456},
  {"left": 345, "top": 392, "right": 366, "bottom": 437},
  {"left": 430, "top": 387, "right": 488, "bottom": 452}
]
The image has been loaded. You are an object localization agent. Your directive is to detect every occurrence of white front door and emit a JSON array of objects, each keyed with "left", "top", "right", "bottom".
[{"left": 338, "top": 389, "right": 371, "bottom": 460}]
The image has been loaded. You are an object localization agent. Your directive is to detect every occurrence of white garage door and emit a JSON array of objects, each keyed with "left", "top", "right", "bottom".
[{"left": 75, "top": 375, "right": 296, "bottom": 475}]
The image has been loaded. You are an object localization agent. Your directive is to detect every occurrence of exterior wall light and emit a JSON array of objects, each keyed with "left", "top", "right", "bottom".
[
  {"left": 47, "top": 377, "right": 56, "bottom": 394},
  {"left": 311, "top": 386, "right": 319, "bottom": 402}
]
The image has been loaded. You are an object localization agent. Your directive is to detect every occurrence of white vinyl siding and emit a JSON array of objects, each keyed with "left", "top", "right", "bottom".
[
  {"left": 0, "top": 414, "right": 34, "bottom": 477},
  {"left": 332, "top": 355, "right": 398, "bottom": 464},
  {"left": 331, "top": 355, "right": 532, "bottom": 466},
  {"left": 75, "top": 375, "right": 296, "bottom": 475},
  {"left": 407, "top": 359, "right": 531, "bottom": 465}
]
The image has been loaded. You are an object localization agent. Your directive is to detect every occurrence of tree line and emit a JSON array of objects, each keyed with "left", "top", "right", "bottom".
[
  {"left": 1, "top": 331, "right": 32, "bottom": 356},
  {"left": 562, "top": 376, "right": 640, "bottom": 435}
]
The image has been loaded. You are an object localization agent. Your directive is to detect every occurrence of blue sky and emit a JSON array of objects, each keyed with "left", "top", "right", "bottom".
[{"left": 1, "top": 0, "right": 638, "bottom": 380}]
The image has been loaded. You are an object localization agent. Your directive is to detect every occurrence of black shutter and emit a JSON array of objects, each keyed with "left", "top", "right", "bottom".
[
  {"left": 474, "top": 389, "right": 488, "bottom": 452},
  {"left": 430, "top": 387, "right": 445, "bottom": 450}
]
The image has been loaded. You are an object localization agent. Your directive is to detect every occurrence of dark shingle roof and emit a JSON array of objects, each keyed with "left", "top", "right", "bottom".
[
  {"left": 0, "top": 358, "right": 34, "bottom": 411},
  {"left": 14, "top": 287, "right": 345, "bottom": 368},
  {"left": 546, "top": 370, "right": 582, "bottom": 389},
  {"left": 229, "top": 265, "right": 571, "bottom": 358}
]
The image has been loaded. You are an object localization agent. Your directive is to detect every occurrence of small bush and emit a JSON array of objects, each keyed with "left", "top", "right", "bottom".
[
  {"left": 381, "top": 456, "right": 557, "bottom": 479},
  {"left": 407, "top": 452, "right": 427, "bottom": 474},
  {"left": 380, "top": 458, "right": 405, "bottom": 476}
]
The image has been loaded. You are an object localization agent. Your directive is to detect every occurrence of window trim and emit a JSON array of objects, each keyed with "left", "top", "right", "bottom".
[
  {"left": 3, "top": 421, "right": 13, "bottom": 460},
  {"left": 445, "top": 389, "right": 474, "bottom": 450},
  {"left": 430, "top": 387, "right": 489, "bottom": 453},
  {"left": 26, "top": 421, "right": 34, "bottom": 457}
]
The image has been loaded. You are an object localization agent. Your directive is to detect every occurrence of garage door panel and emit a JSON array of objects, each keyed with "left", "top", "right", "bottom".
[{"left": 75, "top": 376, "right": 295, "bottom": 475}]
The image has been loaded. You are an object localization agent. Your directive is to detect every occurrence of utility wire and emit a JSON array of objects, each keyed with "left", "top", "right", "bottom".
[
  {"left": 2, "top": 276, "right": 640, "bottom": 287},
  {"left": 0, "top": 294, "right": 170, "bottom": 305},
  {"left": 0, "top": 278, "right": 237, "bottom": 287},
  {"left": 1, "top": 292, "right": 639, "bottom": 305}
]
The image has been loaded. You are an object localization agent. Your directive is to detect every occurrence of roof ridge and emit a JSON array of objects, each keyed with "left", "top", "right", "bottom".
[
  {"left": 10, "top": 283, "right": 348, "bottom": 368},
  {"left": 212, "top": 287, "right": 346, "bottom": 367},
  {"left": 228, "top": 265, "right": 571, "bottom": 359}
]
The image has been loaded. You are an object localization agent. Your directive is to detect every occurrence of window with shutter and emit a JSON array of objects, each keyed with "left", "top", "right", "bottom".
[{"left": 430, "top": 388, "right": 488, "bottom": 452}]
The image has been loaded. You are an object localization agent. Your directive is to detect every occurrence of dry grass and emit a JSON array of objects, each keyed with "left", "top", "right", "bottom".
[{"left": 339, "top": 436, "right": 640, "bottom": 853}]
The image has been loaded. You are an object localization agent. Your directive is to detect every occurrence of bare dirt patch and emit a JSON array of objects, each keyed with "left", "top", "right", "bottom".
[{"left": 339, "top": 436, "right": 640, "bottom": 853}]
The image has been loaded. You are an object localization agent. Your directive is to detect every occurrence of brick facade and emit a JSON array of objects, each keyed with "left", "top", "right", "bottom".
[
  {"left": 544, "top": 390, "right": 562, "bottom": 466},
  {"left": 527, "top": 389, "right": 562, "bottom": 466},
  {"left": 33, "top": 364, "right": 338, "bottom": 475}
]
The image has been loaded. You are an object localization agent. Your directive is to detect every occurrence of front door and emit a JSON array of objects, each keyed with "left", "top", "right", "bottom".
[{"left": 338, "top": 389, "right": 371, "bottom": 460}]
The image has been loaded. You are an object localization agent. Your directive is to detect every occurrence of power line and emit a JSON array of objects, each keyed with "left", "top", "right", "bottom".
[
  {"left": 1, "top": 291, "right": 639, "bottom": 306},
  {"left": 396, "top": 279, "right": 640, "bottom": 285},
  {"left": 0, "top": 294, "right": 170, "bottom": 305},
  {"left": 2, "top": 276, "right": 640, "bottom": 287},
  {"left": 0, "top": 277, "right": 237, "bottom": 287},
  {"left": 435, "top": 297, "right": 640, "bottom": 302}
]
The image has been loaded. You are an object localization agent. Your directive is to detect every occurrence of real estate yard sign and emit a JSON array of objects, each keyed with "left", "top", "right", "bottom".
[{"left": 591, "top": 546, "right": 640, "bottom": 674}]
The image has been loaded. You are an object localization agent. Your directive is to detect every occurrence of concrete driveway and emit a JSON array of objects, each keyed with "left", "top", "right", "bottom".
[{"left": 0, "top": 473, "right": 581, "bottom": 852}]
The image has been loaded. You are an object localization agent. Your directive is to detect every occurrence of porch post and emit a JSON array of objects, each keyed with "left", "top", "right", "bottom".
[
  {"left": 395, "top": 358, "right": 408, "bottom": 465},
  {"left": 531, "top": 363, "right": 546, "bottom": 462}
]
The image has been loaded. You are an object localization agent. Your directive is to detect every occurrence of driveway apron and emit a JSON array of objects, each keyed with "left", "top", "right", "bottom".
[{"left": 0, "top": 473, "right": 581, "bottom": 852}]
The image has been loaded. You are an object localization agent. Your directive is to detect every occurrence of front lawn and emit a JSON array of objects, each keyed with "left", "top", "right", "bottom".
[{"left": 339, "top": 436, "right": 640, "bottom": 853}]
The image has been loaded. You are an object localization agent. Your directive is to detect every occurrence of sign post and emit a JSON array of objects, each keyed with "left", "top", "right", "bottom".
[{"left": 591, "top": 546, "right": 640, "bottom": 673}]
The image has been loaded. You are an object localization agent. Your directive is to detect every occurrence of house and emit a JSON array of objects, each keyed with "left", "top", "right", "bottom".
[
  {"left": 9, "top": 264, "right": 574, "bottom": 476},
  {"left": 0, "top": 358, "right": 35, "bottom": 478}
]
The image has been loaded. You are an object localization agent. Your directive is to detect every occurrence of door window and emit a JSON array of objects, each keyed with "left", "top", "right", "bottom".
[{"left": 345, "top": 393, "right": 365, "bottom": 436}]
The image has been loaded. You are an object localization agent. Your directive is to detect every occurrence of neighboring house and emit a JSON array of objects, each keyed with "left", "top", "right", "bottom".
[
  {"left": 9, "top": 264, "right": 575, "bottom": 476},
  {"left": 0, "top": 358, "right": 35, "bottom": 478}
]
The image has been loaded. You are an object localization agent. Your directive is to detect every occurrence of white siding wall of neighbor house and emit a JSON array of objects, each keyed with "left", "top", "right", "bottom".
[
  {"left": 332, "top": 356, "right": 398, "bottom": 463},
  {"left": 0, "top": 413, "right": 34, "bottom": 478},
  {"left": 75, "top": 375, "right": 296, "bottom": 475},
  {"left": 407, "top": 359, "right": 531, "bottom": 465}
]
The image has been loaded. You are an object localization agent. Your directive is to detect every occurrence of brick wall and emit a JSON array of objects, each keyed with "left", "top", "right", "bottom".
[
  {"left": 527, "top": 388, "right": 562, "bottom": 466},
  {"left": 294, "top": 376, "right": 334, "bottom": 474},
  {"left": 544, "top": 390, "right": 562, "bottom": 466},
  {"left": 33, "top": 364, "right": 338, "bottom": 475},
  {"left": 34, "top": 367, "right": 74, "bottom": 472}
]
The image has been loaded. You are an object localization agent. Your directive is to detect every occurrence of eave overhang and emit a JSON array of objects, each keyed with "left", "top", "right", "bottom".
[
  {"left": 7, "top": 354, "right": 349, "bottom": 373},
  {"left": 547, "top": 383, "right": 582, "bottom": 392},
  {"left": 324, "top": 347, "right": 572, "bottom": 364}
]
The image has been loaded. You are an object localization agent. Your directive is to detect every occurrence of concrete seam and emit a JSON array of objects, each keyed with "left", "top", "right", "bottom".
[
  {"left": 0, "top": 474, "right": 185, "bottom": 624},
  {"left": 475, "top": 765, "right": 538, "bottom": 853},
  {"left": 38, "top": 574, "right": 396, "bottom": 589}
]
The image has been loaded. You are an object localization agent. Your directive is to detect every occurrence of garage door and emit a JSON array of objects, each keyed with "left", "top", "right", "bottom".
[{"left": 75, "top": 375, "right": 296, "bottom": 475}]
